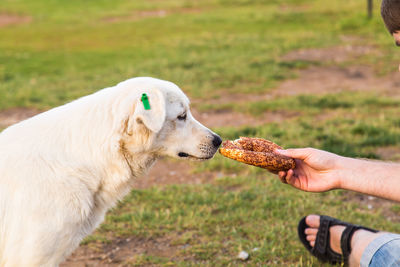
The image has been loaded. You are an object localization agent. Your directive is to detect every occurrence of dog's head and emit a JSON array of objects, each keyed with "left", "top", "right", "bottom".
[{"left": 119, "top": 77, "right": 221, "bottom": 160}]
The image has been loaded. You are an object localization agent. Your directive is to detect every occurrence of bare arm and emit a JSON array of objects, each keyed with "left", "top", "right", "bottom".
[{"left": 276, "top": 148, "right": 400, "bottom": 202}]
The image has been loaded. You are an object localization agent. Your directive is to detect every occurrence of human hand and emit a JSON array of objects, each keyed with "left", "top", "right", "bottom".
[{"left": 275, "top": 148, "right": 345, "bottom": 192}]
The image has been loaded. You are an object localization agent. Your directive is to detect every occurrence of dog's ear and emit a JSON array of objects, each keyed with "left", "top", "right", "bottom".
[{"left": 129, "top": 90, "right": 166, "bottom": 134}]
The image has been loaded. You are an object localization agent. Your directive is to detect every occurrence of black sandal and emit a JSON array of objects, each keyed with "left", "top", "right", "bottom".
[{"left": 298, "top": 215, "right": 378, "bottom": 265}]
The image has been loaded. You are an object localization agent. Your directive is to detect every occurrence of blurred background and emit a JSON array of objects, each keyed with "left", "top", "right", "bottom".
[{"left": 1, "top": 0, "right": 400, "bottom": 266}]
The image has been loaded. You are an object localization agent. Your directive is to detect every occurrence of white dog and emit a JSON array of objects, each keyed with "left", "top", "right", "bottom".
[{"left": 0, "top": 77, "right": 222, "bottom": 266}]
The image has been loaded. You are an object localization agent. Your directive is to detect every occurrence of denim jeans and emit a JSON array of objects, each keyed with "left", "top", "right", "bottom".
[{"left": 360, "top": 233, "right": 400, "bottom": 266}]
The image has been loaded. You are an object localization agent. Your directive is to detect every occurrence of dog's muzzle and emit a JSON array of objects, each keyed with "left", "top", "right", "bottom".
[{"left": 177, "top": 134, "right": 222, "bottom": 159}]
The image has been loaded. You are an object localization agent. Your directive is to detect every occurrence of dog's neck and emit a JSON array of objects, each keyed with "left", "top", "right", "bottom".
[
  {"left": 120, "top": 142, "right": 158, "bottom": 179},
  {"left": 92, "top": 140, "right": 158, "bottom": 213}
]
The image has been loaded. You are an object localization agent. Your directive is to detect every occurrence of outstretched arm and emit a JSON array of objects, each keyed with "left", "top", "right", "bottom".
[{"left": 276, "top": 148, "right": 400, "bottom": 202}]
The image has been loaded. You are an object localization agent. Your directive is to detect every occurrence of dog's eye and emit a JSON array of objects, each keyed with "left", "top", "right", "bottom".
[{"left": 177, "top": 113, "right": 187, "bottom": 121}]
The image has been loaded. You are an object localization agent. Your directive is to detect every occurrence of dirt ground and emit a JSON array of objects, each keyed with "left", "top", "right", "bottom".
[
  {"left": 0, "top": 13, "right": 31, "bottom": 27},
  {"left": 2, "top": 45, "right": 400, "bottom": 266}
]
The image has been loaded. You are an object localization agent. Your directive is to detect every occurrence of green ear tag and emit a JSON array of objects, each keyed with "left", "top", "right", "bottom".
[{"left": 141, "top": 93, "right": 151, "bottom": 110}]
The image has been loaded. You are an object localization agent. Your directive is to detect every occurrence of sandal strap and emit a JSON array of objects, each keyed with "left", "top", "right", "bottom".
[
  {"left": 340, "top": 225, "right": 357, "bottom": 263},
  {"left": 299, "top": 215, "right": 378, "bottom": 265},
  {"left": 313, "top": 215, "right": 343, "bottom": 263},
  {"left": 314, "top": 215, "right": 330, "bottom": 255},
  {"left": 341, "top": 225, "right": 379, "bottom": 264}
]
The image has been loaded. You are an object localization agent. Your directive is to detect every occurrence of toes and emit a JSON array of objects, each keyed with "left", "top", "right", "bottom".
[
  {"left": 304, "top": 215, "right": 320, "bottom": 248},
  {"left": 305, "top": 214, "right": 320, "bottom": 228},
  {"left": 305, "top": 228, "right": 318, "bottom": 235},
  {"left": 305, "top": 228, "right": 318, "bottom": 246},
  {"left": 306, "top": 234, "right": 316, "bottom": 242}
]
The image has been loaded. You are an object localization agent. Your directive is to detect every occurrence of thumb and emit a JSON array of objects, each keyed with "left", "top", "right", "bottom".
[{"left": 275, "top": 148, "right": 313, "bottom": 160}]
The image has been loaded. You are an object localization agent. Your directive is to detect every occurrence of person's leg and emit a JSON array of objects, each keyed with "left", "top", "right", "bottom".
[
  {"left": 360, "top": 234, "right": 400, "bottom": 266},
  {"left": 304, "top": 215, "right": 384, "bottom": 267}
]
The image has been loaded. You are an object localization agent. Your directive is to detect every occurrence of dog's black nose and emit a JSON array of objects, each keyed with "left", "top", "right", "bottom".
[{"left": 212, "top": 134, "right": 222, "bottom": 148}]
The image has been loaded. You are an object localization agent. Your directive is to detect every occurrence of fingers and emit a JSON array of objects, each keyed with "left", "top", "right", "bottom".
[
  {"left": 278, "top": 169, "right": 305, "bottom": 191},
  {"left": 286, "top": 169, "right": 294, "bottom": 180},
  {"left": 278, "top": 171, "right": 287, "bottom": 184},
  {"left": 278, "top": 169, "right": 294, "bottom": 184},
  {"left": 275, "top": 147, "right": 314, "bottom": 161}
]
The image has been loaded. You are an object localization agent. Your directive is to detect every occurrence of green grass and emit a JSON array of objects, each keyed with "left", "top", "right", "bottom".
[
  {"left": 199, "top": 91, "right": 400, "bottom": 115},
  {"left": 2, "top": 0, "right": 400, "bottom": 265},
  {"left": 95, "top": 176, "right": 400, "bottom": 266},
  {"left": 1, "top": 0, "right": 399, "bottom": 109}
]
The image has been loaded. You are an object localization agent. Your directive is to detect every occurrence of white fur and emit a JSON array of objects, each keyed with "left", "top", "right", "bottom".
[{"left": 0, "top": 77, "right": 220, "bottom": 266}]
